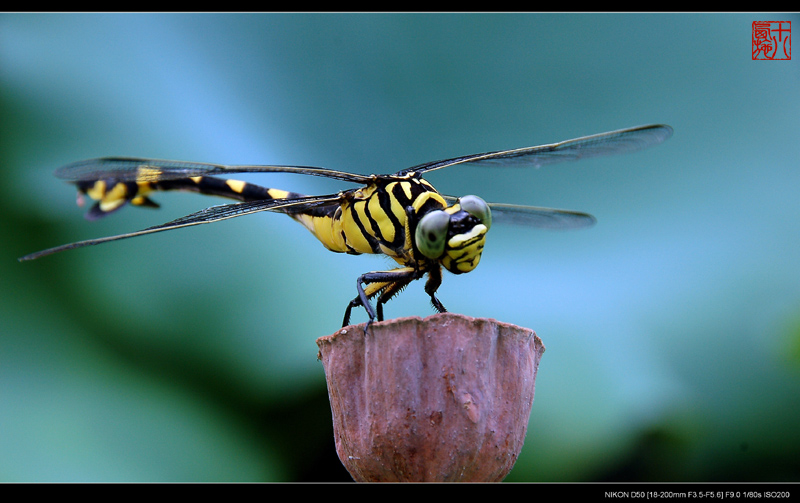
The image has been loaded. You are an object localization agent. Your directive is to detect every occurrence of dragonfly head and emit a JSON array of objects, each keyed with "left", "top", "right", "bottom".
[{"left": 414, "top": 195, "right": 492, "bottom": 274}]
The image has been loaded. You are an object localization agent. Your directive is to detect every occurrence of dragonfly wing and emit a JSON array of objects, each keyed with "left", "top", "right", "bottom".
[
  {"left": 442, "top": 196, "right": 595, "bottom": 229},
  {"left": 55, "top": 157, "right": 373, "bottom": 184},
  {"left": 487, "top": 203, "right": 596, "bottom": 229},
  {"left": 400, "top": 124, "right": 672, "bottom": 175},
  {"left": 19, "top": 193, "right": 343, "bottom": 261}
]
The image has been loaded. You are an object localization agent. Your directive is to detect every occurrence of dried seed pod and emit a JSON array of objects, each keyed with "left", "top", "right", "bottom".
[{"left": 316, "top": 313, "right": 544, "bottom": 482}]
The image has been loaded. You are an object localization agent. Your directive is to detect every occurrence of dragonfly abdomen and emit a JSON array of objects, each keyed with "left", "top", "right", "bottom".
[{"left": 76, "top": 175, "right": 306, "bottom": 220}]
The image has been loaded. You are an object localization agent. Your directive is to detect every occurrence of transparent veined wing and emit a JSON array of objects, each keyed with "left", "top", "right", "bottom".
[
  {"left": 18, "top": 193, "right": 344, "bottom": 261},
  {"left": 55, "top": 157, "right": 374, "bottom": 184},
  {"left": 443, "top": 196, "right": 596, "bottom": 229},
  {"left": 398, "top": 124, "right": 673, "bottom": 175}
]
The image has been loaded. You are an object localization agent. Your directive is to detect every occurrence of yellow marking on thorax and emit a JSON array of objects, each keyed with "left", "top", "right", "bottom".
[
  {"left": 343, "top": 200, "right": 375, "bottom": 254},
  {"left": 293, "top": 182, "right": 448, "bottom": 261},
  {"left": 386, "top": 181, "right": 410, "bottom": 221},
  {"left": 412, "top": 191, "right": 448, "bottom": 213},
  {"left": 397, "top": 180, "right": 414, "bottom": 201},
  {"left": 367, "top": 193, "right": 395, "bottom": 242}
]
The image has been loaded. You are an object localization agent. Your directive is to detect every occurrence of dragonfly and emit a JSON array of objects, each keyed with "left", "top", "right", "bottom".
[{"left": 20, "top": 124, "right": 673, "bottom": 329}]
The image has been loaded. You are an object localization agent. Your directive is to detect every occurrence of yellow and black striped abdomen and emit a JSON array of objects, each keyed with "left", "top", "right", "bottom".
[{"left": 75, "top": 176, "right": 308, "bottom": 220}]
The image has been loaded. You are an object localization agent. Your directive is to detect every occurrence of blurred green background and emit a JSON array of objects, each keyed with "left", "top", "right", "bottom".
[{"left": 2, "top": 13, "right": 799, "bottom": 482}]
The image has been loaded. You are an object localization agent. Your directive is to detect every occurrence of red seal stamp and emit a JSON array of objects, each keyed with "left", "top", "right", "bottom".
[{"left": 752, "top": 21, "right": 791, "bottom": 60}]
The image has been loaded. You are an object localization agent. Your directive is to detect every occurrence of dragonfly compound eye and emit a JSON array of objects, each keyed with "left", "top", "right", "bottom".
[
  {"left": 459, "top": 195, "right": 491, "bottom": 230},
  {"left": 415, "top": 209, "right": 450, "bottom": 259}
]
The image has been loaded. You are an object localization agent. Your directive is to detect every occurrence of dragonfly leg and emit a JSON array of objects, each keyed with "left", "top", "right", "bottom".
[
  {"left": 341, "top": 297, "right": 362, "bottom": 328},
  {"left": 341, "top": 268, "right": 418, "bottom": 333},
  {"left": 375, "top": 278, "right": 414, "bottom": 323},
  {"left": 424, "top": 266, "right": 447, "bottom": 314}
]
